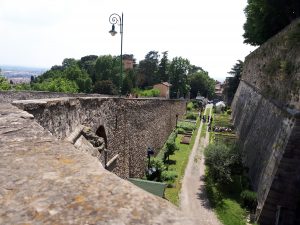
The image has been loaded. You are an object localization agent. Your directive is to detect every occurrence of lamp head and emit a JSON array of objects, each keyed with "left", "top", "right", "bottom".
[{"left": 109, "top": 24, "right": 117, "bottom": 36}]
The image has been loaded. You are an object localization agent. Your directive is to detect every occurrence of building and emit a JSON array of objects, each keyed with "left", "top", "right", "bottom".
[
  {"left": 122, "top": 54, "right": 135, "bottom": 70},
  {"left": 214, "top": 80, "right": 224, "bottom": 100},
  {"left": 153, "top": 82, "right": 172, "bottom": 99}
]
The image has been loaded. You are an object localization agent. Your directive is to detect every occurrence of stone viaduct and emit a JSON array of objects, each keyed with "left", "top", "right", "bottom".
[
  {"left": 0, "top": 92, "right": 192, "bottom": 224},
  {"left": 231, "top": 19, "right": 300, "bottom": 225}
]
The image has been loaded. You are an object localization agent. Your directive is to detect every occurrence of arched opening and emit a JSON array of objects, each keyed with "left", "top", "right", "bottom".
[{"left": 96, "top": 125, "right": 108, "bottom": 149}]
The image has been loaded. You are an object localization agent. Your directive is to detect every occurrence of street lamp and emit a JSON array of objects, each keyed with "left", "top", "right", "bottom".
[
  {"left": 109, "top": 13, "right": 123, "bottom": 96},
  {"left": 147, "top": 147, "right": 154, "bottom": 170}
]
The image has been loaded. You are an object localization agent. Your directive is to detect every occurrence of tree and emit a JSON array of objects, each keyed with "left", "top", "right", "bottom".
[
  {"left": 0, "top": 76, "right": 10, "bottom": 90},
  {"left": 94, "top": 55, "right": 120, "bottom": 88},
  {"left": 79, "top": 55, "right": 98, "bottom": 82},
  {"left": 93, "top": 80, "right": 117, "bottom": 95},
  {"left": 64, "top": 65, "right": 92, "bottom": 93},
  {"left": 158, "top": 51, "right": 170, "bottom": 82},
  {"left": 204, "top": 143, "right": 242, "bottom": 184},
  {"left": 223, "top": 60, "right": 244, "bottom": 105},
  {"left": 62, "top": 58, "right": 77, "bottom": 69},
  {"left": 243, "top": 0, "right": 300, "bottom": 45},
  {"left": 137, "top": 51, "right": 160, "bottom": 88},
  {"left": 169, "top": 57, "right": 190, "bottom": 98},
  {"left": 189, "top": 70, "right": 215, "bottom": 99},
  {"left": 32, "top": 77, "right": 79, "bottom": 93}
]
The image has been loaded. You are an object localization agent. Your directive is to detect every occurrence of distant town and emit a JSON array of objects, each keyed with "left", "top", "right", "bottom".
[{"left": 0, "top": 65, "right": 47, "bottom": 84}]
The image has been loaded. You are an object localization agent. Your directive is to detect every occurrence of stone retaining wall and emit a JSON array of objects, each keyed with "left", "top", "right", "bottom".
[
  {"left": 0, "top": 103, "right": 194, "bottom": 225},
  {"left": 0, "top": 90, "right": 108, "bottom": 103},
  {"left": 231, "top": 19, "right": 300, "bottom": 224},
  {"left": 12, "top": 97, "right": 186, "bottom": 178}
]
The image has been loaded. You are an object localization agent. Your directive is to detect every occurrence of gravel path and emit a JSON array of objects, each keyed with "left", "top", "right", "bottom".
[{"left": 180, "top": 105, "right": 222, "bottom": 225}]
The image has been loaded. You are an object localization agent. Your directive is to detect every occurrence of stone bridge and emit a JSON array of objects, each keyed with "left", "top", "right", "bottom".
[{"left": 0, "top": 92, "right": 192, "bottom": 224}]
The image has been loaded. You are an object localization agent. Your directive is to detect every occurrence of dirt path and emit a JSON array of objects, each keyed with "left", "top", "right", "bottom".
[{"left": 180, "top": 104, "right": 222, "bottom": 225}]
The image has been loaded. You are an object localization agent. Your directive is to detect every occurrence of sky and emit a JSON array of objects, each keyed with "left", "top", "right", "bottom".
[{"left": 0, "top": 0, "right": 256, "bottom": 81}]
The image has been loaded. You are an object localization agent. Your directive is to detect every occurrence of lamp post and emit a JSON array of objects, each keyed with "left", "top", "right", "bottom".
[
  {"left": 109, "top": 13, "right": 123, "bottom": 96},
  {"left": 147, "top": 147, "right": 154, "bottom": 170}
]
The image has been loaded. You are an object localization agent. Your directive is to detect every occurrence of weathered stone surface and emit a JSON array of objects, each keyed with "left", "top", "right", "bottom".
[
  {"left": 231, "top": 19, "right": 300, "bottom": 225},
  {"left": 12, "top": 97, "right": 186, "bottom": 178},
  {"left": 0, "top": 90, "right": 108, "bottom": 103},
  {"left": 0, "top": 103, "right": 195, "bottom": 225},
  {"left": 241, "top": 18, "right": 300, "bottom": 110}
]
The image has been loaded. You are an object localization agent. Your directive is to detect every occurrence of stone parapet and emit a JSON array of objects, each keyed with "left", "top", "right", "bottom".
[
  {"left": 12, "top": 96, "right": 187, "bottom": 178},
  {"left": 0, "top": 103, "right": 194, "bottom": 225}
]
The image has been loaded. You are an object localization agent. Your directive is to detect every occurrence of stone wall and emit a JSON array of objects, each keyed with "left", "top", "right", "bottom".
[
  {"left": 0, "top": 103, "right": 195, "bottom": 225},
  {"left": 241, "top": 18, "right": 300, "bottom": 110},
  {"left": 13, "top": 97, "right": 186, "bottom": 178},
  {"left": 231, "top": 19, "right": 300, "bottom": 224},
  {"left": 0, "top": 90, "right": 108, "bottom": 103}
]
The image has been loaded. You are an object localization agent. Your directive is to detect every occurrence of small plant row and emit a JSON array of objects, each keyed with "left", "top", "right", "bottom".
[{"left": 146, "top": 110, "right": 198, "bottom": 187}]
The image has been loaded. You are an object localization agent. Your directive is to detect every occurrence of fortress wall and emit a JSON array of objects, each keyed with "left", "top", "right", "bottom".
[
  {"left": 13, "top": 97, "right": 186, "bottom": 178},
  {"left": 232, "top": 81, "right": 295, "bottom": 211},
  {"left": 231, "top": 19, "right": 300, "bottom": 224},
  {"left": 0, "top": 103, "right": 194, "bottom": 225},
  {"left": 0, "top": 90, "right": 108, "bottom": 103}
]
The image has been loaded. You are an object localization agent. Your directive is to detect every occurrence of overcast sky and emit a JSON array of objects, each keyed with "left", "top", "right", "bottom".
[{"left": 0, "top": 0, "right": 256, "bottom": 81}]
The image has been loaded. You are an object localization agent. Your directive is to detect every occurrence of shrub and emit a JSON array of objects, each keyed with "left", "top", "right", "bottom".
[
  {"left": 161, "top": 170, "right": 177, "bottom": 183},
  {"left": 185, "top": 112, "right": 197, "bottom": 120},
  {"left": 177, "top": 128, "right": 185, "bottom": 134},
  {"left": 177, "top": 122, "right": 196, "bottom": 132},
  {"left": 165, "top": 131, "right": 178, "bottom": 161},
  {"left": 227, "top": 109, "right": 232, "bottom": 115},
  {"left": 137, "top": 88, "right": 160, "bottom": 97},
  {"left": 186, "top": 102, "right": 194, "bottom": 110},
  {"left": 241, "top": 190, "right": 257, "bottom": 212},
  {"left": 146, "top": 157, "right": 166, "bottom": 181},
  {"left": 204, "top": 143, "right": 243, "bottom": 184}
]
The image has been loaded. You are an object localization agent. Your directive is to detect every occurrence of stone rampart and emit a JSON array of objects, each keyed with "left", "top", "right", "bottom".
[
  {"left": 0, "top": 103, "right": 194, "bottom": 225},
  {"left": 0, "top": 90, "right": 108, "bottom": 103},
  {"left": 231, "top": 19, "right": 300, "bottom": 225},
  {"left": 12, "top": 96, "right": 186, "bottom": 178}
]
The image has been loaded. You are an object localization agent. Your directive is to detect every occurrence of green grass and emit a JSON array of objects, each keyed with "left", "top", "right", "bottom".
[
  {"left": 205, "top": 109, "right": 248, "bottom": 225},
  {"left": 205, "top": 172, "right": 247, "bottom": 225},
  {"left": 164, "top": 119, "right": 200, "bottom": 205}
]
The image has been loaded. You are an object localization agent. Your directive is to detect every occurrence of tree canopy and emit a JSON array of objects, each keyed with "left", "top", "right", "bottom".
[
  {"left": 223, "top": 60, "right": 244, "bottom": 105},
  {"left": 189, "top": 70, "right": 215, "bottom": 99},
  {"left": 10, "top": 50, "right": 215, "bottom": 98},
  {"left": 243, "top": 0, "right": 300, "bottom": 45}
]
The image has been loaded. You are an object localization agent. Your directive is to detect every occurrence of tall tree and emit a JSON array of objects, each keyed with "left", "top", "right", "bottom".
[
  {"left": 223, "top": 60, "right": 244, "bottom": 104},
  {"left": 169, "top": 57, "right": 190, "bottom": 98},
  {"left": 243, "top": 0, "right": 300, "bottom": 45},
  {"left": 137, "top": 51, "right": 160, "bottom": 88},
  {"left": 79, "top": 55, "right": 98, "bottom": 82},
  {"left": 94, "top": 55, "right": 120, "bottom": 88},
  {"left": 189, "top": 71, "right": 215, "bottom": 99},
  {"left": 158, "top": 51, "right": 170, "bottom": 82}
]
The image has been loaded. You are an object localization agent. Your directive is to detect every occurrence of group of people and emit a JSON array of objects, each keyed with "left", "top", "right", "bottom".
[{"left": 198, "top": 111, "right": 213, "bottom": 125}]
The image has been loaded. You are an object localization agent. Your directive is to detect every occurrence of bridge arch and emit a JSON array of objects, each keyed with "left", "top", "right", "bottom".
[{"left": 96, "top": 125, "right": 108, "bottom": 149}]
